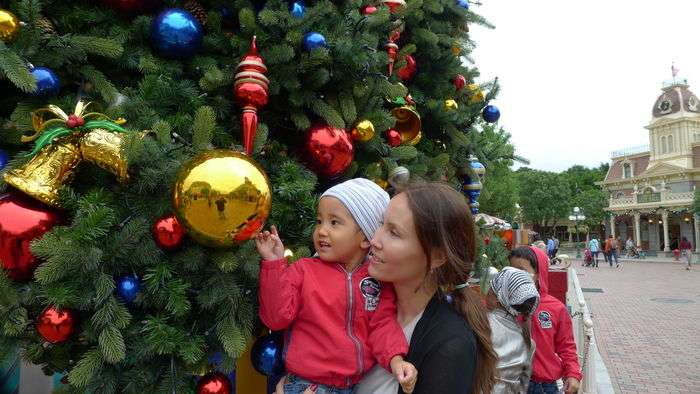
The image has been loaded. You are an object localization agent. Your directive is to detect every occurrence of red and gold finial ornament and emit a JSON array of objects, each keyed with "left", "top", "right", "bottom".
[
  {"left": 233, "top": 36, "right": 269, "bottom": 155},
  {"left": 385, "top": 29, "right": 401, "bottom": 76}
]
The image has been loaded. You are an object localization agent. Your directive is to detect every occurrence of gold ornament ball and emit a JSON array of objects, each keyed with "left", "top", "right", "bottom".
[
  {"left": 0, "top": 9, "right": 20, "bottom": 42},
  {"left": 451, "top": 44, "right": 461, "bottom": 56},
  {"left": 468, "top": 84, "right": 485, "bottom": 104},
  {"left": 173, "top": 149, "right": 272, "bottom": 248},
  {"left": 351, "top": 120, "right": 375, "bottom": 142},
  {"left": 444, "top": 99, "right": 459, "bottom": 111},
  {"left": 373, "top": 179, "right": 389, "bottom": 190}
]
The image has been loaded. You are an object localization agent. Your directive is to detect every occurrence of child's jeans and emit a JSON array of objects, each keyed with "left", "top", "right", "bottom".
[
  {"left": 528, "top": 381, "right": 562, "bottom": 394},
  {"left": 283, "top": 374, "right": 355, "bottom": 394}
]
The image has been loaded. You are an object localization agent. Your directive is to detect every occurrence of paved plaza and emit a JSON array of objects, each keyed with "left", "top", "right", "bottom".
[{"left": 574, "top": 259, "right": 700, "bottom": 394}]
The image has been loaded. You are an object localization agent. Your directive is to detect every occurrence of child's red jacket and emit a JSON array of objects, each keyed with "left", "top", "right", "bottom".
[
  {"left": 529, "top": 247, "right": 582, "bottom": 383},
  {"left": 258, "top": 257, "right": 408, "bottom": 388}
]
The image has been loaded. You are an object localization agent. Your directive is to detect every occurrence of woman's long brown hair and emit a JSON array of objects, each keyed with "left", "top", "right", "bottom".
[{"left": 403, "top": 182, "right": 496, "bottom": 394}]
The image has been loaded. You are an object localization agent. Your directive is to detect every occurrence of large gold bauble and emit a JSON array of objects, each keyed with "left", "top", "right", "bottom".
[
  {"left": 172, "top": 150, "right": 272, "bottom": 248},
  {"left": 0, "top": 9, "right": 20, "bottom": 42}
]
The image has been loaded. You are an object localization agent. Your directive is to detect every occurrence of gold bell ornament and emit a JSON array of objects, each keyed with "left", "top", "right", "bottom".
[
  {"left": 3, "top": 101, "right": 129, "bottom": 207},
  {"left": 390, "top": 106, "right": 421, "bottom": 145}
]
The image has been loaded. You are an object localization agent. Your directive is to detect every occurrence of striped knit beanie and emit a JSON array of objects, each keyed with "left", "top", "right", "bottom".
[
  {"left": 490, "top": 266, "right": 540, "bottom": 317},
  {"left": 321, "top": 178, "right": 390, "bottom": 240}
]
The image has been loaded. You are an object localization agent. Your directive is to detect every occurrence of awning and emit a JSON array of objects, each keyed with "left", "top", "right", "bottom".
[{"left": 474, "top": 213, "right": 512, "bottom": 230}]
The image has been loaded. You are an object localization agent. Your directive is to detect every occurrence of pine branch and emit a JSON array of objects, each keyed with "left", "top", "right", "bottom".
[
  {"left": 0, "top": 45, "right": 36, "bottom": 93},
  {"left": 68, "top": 348, "right": 104, "bottom": 388},
  {"left": 192, "top": 106, "right": 215, "bottom": 151},
  {"left": 70, "top": 35, "right": 124, "bottom": 58}
]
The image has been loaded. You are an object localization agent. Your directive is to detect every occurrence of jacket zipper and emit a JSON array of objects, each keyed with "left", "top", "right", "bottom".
[{"left": 339, "top": 264, "right": 364, "bottom": 387}]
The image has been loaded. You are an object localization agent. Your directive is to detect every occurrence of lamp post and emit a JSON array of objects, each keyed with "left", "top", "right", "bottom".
[{"left": 569, "top": 207, "right": 586, "bottom": 259}]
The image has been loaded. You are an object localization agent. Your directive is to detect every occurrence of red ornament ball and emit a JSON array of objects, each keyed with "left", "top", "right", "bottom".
[
  {"left": 36, "top": 306, "right": 77, "bottom": 344},
  {"left": 304, "top": 123, "right": 354, "bottom": 177},
  {"left": 152, "top": 214, "right": 186, "bottom": 250},
  {"left": 398, "top": 55, "right": 417, "bottom": 81},
  {"left": 386, "top": 129, "right": 402, "bottom": 147},
  {"left": 102, "top": 0, "right": 161, "bottom": 13},
  {"left": 196, "top": 372, "right": 232, "bottom": 394},
  {"left": 0, "top": 192, "right": 63, "bottom": 281},
  {"left": 454, "top": 74, "right": 466, "bottom": 91},
  {"left": 360, "top": 4, "right": 378, "bottom": 15}
]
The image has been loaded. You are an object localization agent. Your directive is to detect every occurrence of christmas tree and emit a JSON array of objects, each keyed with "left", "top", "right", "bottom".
[{"left": 0, "top": 0, "right": 506, "bottom": 392}]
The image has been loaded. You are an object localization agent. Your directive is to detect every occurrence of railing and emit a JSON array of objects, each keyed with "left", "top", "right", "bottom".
[
  {"left": 609, "top": 190, "right": 695, "bottom": 207},
  {"left": 611, "top": 144, "right": 649, "bottom": 158},
  {"left": 567, "top": 266, "right": 597, "bottom": 393}
]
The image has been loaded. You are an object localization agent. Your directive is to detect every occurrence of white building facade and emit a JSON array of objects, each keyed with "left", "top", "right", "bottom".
[{"left": 599, "top": 78, "right": 700, "bottom": 253}]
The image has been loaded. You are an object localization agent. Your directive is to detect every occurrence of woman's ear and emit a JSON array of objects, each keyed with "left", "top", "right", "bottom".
[{"left": 429, "top": 248, "right": 447, "bottom": 269}]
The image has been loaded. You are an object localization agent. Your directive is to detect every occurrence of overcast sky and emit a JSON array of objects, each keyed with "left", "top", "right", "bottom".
[{"left": 470, "top": 0, "right": 700, "bottom": 172}]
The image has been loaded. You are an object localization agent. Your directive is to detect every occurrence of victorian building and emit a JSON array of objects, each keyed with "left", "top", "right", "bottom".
[{"left": 599, "top": 77, "right": 700, "bottom": 253}]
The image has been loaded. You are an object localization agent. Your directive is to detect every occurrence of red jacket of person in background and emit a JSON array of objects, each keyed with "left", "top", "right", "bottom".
[
  {"left": 258, "top": 257, "right": 408, "bottom": 389},
  {"left": 528, "top": 247, "right": 583, "bottom": 383}
]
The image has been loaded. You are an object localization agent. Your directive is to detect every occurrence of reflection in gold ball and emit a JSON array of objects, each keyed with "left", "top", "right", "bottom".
[
  {"left": 0, "top": 9, "right": 20, "bottom": 42},
  {"left": 444, "top": 99, "right": 458, "bottom": 111},
  {"left": 351, "top": 120, "right": 375, "bottom": 142},
  {"left": 173, "top": 150, "right": 272, "bottom": 248}
]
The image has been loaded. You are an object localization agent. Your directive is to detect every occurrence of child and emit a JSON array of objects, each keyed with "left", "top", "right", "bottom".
[
  {"left": 486, "top": 267, "right": 540, "bottom": 394},
  {"left": 255, "top": 178, "right": 417, "bottom": 394},
  {"left": 508, "top": 246, "right": 581, "bottom": 394}
]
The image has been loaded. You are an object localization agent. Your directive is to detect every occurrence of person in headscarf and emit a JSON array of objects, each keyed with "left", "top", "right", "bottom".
[{"left": 486, "top": 267, "right": 540, "bottom": 394}]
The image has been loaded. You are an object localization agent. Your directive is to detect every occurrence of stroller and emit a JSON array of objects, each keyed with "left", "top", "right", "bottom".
[{"left": 583, "top": 248, "right": 593, "bottom": 267}]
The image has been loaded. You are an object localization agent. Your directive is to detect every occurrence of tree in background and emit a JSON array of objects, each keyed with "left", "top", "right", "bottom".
[
  {"left": 561, "top": 164, "right": 609, "bottom": 237},
  {"left": 0, "top": 0, "right": 503, "bottom": 391},
  {"left": 514, "top": 168, "right": 570, "bottom": 236},
  {"left": 474, "top": 124, "right": 526, "bottom": 222}
]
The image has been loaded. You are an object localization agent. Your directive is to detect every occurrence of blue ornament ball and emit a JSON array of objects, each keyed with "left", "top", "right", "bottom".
[
  {"left": 290, "top": 1, "right": 305, "bottom": 19},
  {"left": 0, "top": 149, "right": 8, "bottom": 171},
  {"left": 302, "top": 32, "right": 327, "bottom": 51},
  {"left": 456, "top": 0, "right": 469, "bottom": 9},
  {"left": 251, "top": 332, "right": 285, "bottom": 376},
  {"left": 482, "top": 105, "right": 501, "bottom": 123},
  {"left": 116, "top": 274, "right": 140, "bottom": 303},
  {"left": 470, "top": 201, "right": 479, "bottom": 215},
  {"left": 150, "top": 8, "right": 203, "bottom": 59},
  {"left": 29, "top": 67, "right": 60, "bottom": 97}
]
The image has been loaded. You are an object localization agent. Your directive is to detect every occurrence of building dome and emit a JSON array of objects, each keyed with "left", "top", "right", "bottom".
[{"left": 652, "top": 79, "right": 700, "bottom": 118}]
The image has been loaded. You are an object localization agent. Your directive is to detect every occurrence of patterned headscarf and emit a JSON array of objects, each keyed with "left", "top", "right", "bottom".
[{"left": 490, "top": 267, "right": 540, "bottom": 317}]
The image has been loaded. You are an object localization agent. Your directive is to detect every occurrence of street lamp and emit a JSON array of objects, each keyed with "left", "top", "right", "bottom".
[{"left": 569, "top": 207, "right": 586, "bottom": 258}]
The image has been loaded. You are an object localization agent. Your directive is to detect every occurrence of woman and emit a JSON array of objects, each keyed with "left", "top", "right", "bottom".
[
  {"left": 486, "top": 267, "right": 539, "bottom": 394},
  {"left": 279, "top": 182, "right": 496, "bottom": 394},
  {"left": 680, "top": 236, "right": 692, "bottom": 270}
]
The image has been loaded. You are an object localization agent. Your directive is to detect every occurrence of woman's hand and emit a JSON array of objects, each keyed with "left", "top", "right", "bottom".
[
  {"left": 255, "top": 225, "right": 285, "bottom": 261},
  {"left": 390, "top": 356, "right": 418, "bottom": 393}
]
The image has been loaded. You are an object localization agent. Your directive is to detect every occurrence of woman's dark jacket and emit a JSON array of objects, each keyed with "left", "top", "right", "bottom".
[{"left": 399, "top": 296, "right": 477, "bottom": 394}]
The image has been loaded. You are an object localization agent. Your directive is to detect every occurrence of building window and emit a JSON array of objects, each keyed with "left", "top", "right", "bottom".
[
  {"left": 622, "top": 163, "right": 632, "bottom": 178},
  {"left": 668, "top": 135, "right": 674, "bottom": 152},
  {"left": 661, "top": 136, "right": 667, "bottom": 154}
]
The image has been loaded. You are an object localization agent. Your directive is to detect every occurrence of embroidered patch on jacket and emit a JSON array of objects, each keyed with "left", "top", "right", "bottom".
[
  {"left": 359, "top": 277, "right": 381, "bottom": 311},
  {"left": 538, "top": 311, "right": 553, "bottom": 329}
]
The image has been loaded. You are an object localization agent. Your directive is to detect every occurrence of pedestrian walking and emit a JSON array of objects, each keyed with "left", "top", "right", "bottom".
[
  {"left": 609, "top": 235, "right": 620, "bottom": 268},
  {"left": 553, "top": 236, "right": 560, "bottom": 258},
  {"left": 604, "top": 236, "right": 614, "bottom": 267},
  {"left": 588, "top": 237, "right": 600, "bottom": 268},
  {"left": 680, "top": 236, "right": 692, "bottom": 271},
  {"left": 625, "top": 237, "right": 635, "bottom": 258}
]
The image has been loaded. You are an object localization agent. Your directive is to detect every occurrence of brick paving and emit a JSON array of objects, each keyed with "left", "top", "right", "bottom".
[{"left": 574, "top": 260, "right": 700, "bottom": 394}]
